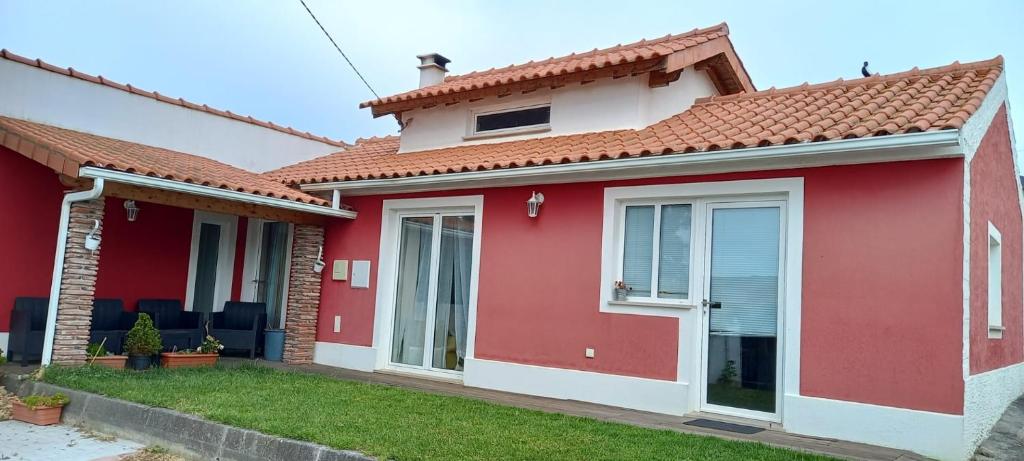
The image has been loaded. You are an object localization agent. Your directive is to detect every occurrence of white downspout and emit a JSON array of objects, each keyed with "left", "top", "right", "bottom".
[{"left": 41, "top": 178, "right": 105, "bottom": 365}]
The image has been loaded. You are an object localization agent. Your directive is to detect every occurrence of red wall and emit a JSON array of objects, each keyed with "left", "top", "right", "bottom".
[
  {"left": 317, "top": 159, "right": 967, "bottom": 413},
  {"left": 0, "top": 149, "right": 64, "bottom": 331},
  {"left": 94, "top": 198, "right": 193, "bottom": 310},
  {"left": 969, "top": 105, "right": 1024, "bottom": 374}
]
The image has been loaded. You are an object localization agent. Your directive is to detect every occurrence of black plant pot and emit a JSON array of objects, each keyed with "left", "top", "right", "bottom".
[{"left": 128, "top": 354, "right": 152, "bottom": 370}]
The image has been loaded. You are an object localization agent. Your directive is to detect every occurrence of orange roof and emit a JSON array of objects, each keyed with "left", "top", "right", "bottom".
[
  {"left": 0, "top": 116, "right": 329, "bottom": 205},
  {"left": 269, "top": 57, "right": 1002, "bottom": 185},
  {"left": 0, "top": 49, "right": 349, "bottom": 148},
  {"left": 361, "top": 23, "right": 753, "bottom": 117}
]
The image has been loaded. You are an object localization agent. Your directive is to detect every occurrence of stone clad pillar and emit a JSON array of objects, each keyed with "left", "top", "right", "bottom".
[
  {"left": 283, "top": 224, "right": 325, "bottom": 364},
  {"left": 51, "top": 197, "right": 105, "bottom": 365}
]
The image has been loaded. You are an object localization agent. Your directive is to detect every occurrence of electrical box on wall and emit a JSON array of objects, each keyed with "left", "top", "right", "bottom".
[
  {"left": 351, "top": 260, "right": 371, "bottom": 288},
  {"left": 332, "top": 260, "right": 349, "bottom": 281}
]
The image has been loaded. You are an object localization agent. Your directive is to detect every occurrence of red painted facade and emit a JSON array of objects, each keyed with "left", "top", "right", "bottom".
[
  {"left": 0, "top": 148, "right": 64, "bottom": 331},
  {"left": 970, "top": 105, "right": 1024, "bottom": 374},
  {"left": 316, "top": 159, "right": 968, "bottom": 413}
]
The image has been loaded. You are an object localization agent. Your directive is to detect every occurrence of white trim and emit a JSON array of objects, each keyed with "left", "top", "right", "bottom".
[
  {"left": 783, "top": 394, "right": 965, "bottom": 460},
  {"left": 597, "top": 178, "right": 803, "bottom": 422},
  {"left": 240, "top": 219, "right": 295, "bottom": 329},
  {"left": 987, "top": 222, "right": 1003, "bottom": 338},
  {"left": 463, "top": 357, "right": 691, "bottom": 415},
  {"left": 964, "top": 361, "right": 1024, "bottom": 455},
  {"left": 467, "top": 101, "right": 552, "bottom": 138},
  {"left": 312, "top": 341, "right": 377, "bottom": 372},
  {"left": 304, "top": 130, "right": 961, "bottom": 196},
  {"left": 372, "top": 195, "right": 484, "bottom": 378},
  {"left": 78, "top": 167, "right": 356, "bottom": 219},
  {"left": 41, "top": 177, "right": 105, "bottom": 365},
  {"left": 184, "top": 211, "right": 237, "bottom": 313},
  {"left": 961, "top": 73, "right": 1009, "bottom": 163},
  {"left": 963, "top": 159, "right": 973, "bottom": 378}
]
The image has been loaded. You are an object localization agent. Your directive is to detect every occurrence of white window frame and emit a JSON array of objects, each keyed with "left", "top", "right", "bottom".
[
  {"left": 615, "top": 199, "right": 697, "bottom": 306},
  {"left": 988, "top": 222, "right": 1004, "bottom": 339},
  {"left": 466, "top": 103, "right": 552, "bottom": 139}
]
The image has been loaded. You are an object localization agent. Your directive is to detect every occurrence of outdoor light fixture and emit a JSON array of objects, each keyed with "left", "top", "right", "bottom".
[
  {"left": 526, "top": 191, "right": 545, "bottom": 218},
  {"left": 313, "top": 245, "right": 326, "bottom": 273},
  {"left": 84, "top": 219, "right": 101, "bottom": 252},
  {"left": 124, "top": 200, "right": 140, "bottom": 222}
]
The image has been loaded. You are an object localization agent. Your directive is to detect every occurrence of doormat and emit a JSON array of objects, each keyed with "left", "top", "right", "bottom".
[{"left": 683, "top": 418, "right": 765, "bottom": 435}]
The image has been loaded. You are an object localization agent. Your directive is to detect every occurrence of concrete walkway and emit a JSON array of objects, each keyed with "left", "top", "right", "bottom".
[
  {"left": 223, "top": 358, "right": 927, "bottom": 461},
  {"left": 0, "top": 420, "right": 142, "bottom": 461},
  {"left": 973, "top": 396, "right": 1024, "bottom": 460}
]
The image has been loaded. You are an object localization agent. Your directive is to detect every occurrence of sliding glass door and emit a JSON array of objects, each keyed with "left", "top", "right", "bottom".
[{"left": 391, "top": 213, "right": 475, "bottom": 373}]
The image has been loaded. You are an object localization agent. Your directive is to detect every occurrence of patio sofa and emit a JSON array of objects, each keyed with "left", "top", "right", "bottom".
[
  {"left": 210, "top": 301, "right": 267, "bottom": 359},
  {"left": 7, "top": 297, "right": 48, "bottom": 366},
  {"left": 138, "top": 299, "right": 204, "bottom": 352},
  {"left": 88, "top": 299, "right": 138, "bottom": 355}
]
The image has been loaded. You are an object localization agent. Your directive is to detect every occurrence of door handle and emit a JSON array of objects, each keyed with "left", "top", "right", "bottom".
[{"left": 702, "top": 299, "right": 722, "bottom": 309}]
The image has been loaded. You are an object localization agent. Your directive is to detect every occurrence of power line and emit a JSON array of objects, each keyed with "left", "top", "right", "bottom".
[{"left": 298, "top": 0, "right": 380, "bottom": 100}]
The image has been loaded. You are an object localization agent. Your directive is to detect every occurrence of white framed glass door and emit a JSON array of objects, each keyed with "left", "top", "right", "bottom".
[
  {"left": 241, "top": 219, "right": 293, "bottom": 329},
  {"left": 699, "top": 201, "right": 785, "bottom": 421},
  {"left": 389, "top": 212, "right": 475, "bottom": 375},
  {"left": 185, "top": 211, "right": 238, "bottom": 314}
]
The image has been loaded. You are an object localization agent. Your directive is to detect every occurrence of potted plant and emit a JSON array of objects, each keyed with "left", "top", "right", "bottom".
[
  {"left": 12, "top": 393, "right": 69, "bottom": 425},
  {"left": 86, "top": 341, "right": 127, "bottom": 369},
  {"left": 124, "top": 313, "right": 162, "bottom": 370},
  {"left": 160, "top": 327, "right": 223, "bottom": 368},
  {"left": 613, "top": 280, "right": 630, "bottom": 301}
]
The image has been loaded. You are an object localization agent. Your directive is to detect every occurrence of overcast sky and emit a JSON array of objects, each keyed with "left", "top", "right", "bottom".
[{"left": 1, "top": 0, "right": 1022, "bottom": 144}]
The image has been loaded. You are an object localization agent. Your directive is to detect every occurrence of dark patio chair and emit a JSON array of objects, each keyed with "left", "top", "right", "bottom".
[
  {"left": 137, "top": 299, "right": 204, "bottom": 352},
  {"left": 88, "top": 299, "right": 138, "bottom": 355},
  {"left": 7, "top": 297, "right": 48, "bottom": 366},
  {"left": 210, "top": 302, "right": 267, "bottom": 359}
]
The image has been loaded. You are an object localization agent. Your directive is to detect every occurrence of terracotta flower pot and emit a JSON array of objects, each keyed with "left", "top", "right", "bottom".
[
  {"left": 89, "top": 355, "right": 127, "bottom": 369},
  {"left": 160, "top": 352, "right": 218, "bottom": 368},
  {"left": 12, "top": 400, "right": 63, "bottom": 426}
]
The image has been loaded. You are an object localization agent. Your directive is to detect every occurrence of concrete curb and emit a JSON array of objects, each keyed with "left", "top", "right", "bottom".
[{"left": 1, "top": 373, "right": 373, "bottom": 461}]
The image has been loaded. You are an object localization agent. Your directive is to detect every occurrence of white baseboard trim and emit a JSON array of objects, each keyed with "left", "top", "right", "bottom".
[
  {"left": 0, "top": 332, "right": 8, "bottom": 356},
  {"left": 463, "top": 357, "right": 690, "bottom": 416},
  {"left": 312, "top": 342, "right": 377, "bottom": 372},
  {"left": 783, "top": 394, "right": 965, "bottom": 460},
  {"left": 964, "top": 362, "right": 1024, "bottom": 453}
]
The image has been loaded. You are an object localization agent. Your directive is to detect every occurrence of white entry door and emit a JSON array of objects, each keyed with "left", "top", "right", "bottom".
[
  {"left": 699, "top": 201, "right": 786, "bottom": 422},
  {"left": 241, "top": 219, "right": 294, "bottom": 329},
  {"left": 388, "top": 212, "right": 476, "bottom": 376},
  {"left": 185, "top": 211, "right": 238, "bottom": 314}
]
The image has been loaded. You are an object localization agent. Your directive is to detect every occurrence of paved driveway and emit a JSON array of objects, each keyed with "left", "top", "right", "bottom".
[{"left": 0, "top": 420, "right": 142, "bottom": 461}]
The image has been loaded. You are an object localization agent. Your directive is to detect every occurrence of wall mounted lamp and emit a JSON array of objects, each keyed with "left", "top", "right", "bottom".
[
  {"left": 313, "top": 245, "right": 326, "bottom": 273},
  {"left": 84, "top": 219, "right": 101, "bottom": 252},
  {"left": 124, "top": 200, "right": 140, "bottom": 222},
  {"left": 526, "top": 191, "right": 545, "bottom": 218}
]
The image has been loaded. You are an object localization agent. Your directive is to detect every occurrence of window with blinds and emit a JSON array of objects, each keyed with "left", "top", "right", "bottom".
[{"left": 621, "top": 203, "right": 692, "bottom": 301}]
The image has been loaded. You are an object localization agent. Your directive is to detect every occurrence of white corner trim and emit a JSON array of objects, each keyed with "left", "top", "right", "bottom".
[
  {"left": 961, "top": 73, "right": 1009, "bottom": 163},
  {"left": 78, "top": 167, "right": 356, "bottom": 219},
  {"left": 306, "top": 130, "right": 962, "bottom": 196},
  {"left": 371, "top": 195, "right": 485, "bottom": 371},
  {"left": 783, "top": 394, "right": 966, "bottom": 460},
  {"left": 963, "top": 160, "right": 972, "bottom": 379},
  {"left": 463, "top": 357, "right": 691, "bottom": 416},
  {"left": 313, "top": 341, "right": 378, "bottom": 372}
]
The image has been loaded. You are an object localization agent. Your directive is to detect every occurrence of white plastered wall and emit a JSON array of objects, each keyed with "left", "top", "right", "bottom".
[{"left": 0, "top": 59, "right": 340, "bottom": 172}]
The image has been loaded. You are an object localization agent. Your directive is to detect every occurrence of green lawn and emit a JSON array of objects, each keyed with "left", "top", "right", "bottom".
[{"left": 43, "top": 365, "right": 832, "bottom": 461}]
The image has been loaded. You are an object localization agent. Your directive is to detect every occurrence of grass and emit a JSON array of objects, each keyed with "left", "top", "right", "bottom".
[{"left": 43, "top": 365, "right": 833, "bottom": 461}]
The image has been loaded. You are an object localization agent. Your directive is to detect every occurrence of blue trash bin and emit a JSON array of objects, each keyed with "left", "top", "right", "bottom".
[{"left": 264, "top": 329, "right": 285, "bottom": 362}]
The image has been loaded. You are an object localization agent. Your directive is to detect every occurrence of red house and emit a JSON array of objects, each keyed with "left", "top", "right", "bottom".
[{"left": 1, "top": 23, "right": 1021, "bottom": 459}]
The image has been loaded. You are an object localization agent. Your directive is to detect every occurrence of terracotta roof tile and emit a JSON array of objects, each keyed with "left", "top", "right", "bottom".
[
  {"left": 0, "top": 49, "right": 348, "bottom": 148},
  {"left": 361, "top": 23, "right": 750, "bottom": 115},
  {"left": 268, "top": 57, "right": 1003, "bottom": 185},
  {"left": 0, "top": 116, "right": 328, "bottom": 205}
]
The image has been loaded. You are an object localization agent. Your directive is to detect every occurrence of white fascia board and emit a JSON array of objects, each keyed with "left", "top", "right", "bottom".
[
  {"left": 303, "top": 130, "right": 963, "bottom": 196},
  {"left": 79, "top": 167, "right": 356, "bottom": 219}
]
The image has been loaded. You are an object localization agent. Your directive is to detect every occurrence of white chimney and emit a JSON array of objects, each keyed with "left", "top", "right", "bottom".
[{"left": 417, "top": 53, "right": 450, "bottom": 88}]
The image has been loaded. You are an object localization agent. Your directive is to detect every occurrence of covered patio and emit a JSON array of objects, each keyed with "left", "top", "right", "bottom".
[{"left": 0, "top": 116, "right": 353, "bottom": 366}]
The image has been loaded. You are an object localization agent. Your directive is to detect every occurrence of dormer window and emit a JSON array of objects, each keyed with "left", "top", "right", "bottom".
[{"left": 470, "top": 104, "right": 551, "bottom": 137}]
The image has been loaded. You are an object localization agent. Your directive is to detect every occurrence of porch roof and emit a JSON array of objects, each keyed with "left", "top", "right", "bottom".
[{"left": 0, "top": 116, "right": 331, "bottom": 207}]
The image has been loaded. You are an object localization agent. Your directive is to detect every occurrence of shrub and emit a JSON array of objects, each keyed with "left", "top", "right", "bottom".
[
  {"left": 0, "top": 347, "right": 5, "bottom": 365},
  {"left": 86, "top": 342, "right": 109, "bottom": 358},
  {"left": 21, "top": 393, "right": 70, "bottom": 409},
  {"left": 124, "top": 313, "right": 162, "bottom": 356}
]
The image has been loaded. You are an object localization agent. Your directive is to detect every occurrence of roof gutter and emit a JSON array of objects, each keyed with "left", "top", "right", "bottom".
[
  {"left": 302, "top": 130, "right": 963, "bottom": 196},
  {"left": 79, "top": 167, "right": 357, "bottom": 219},
  {"left": 41, "top": 178, "right": 105, "bottom": 365}
]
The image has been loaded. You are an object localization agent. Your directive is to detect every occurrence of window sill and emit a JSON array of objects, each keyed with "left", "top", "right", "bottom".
[
  {"left": 463, "top": 125, "right": 551, "bottom": 141},
  {"left": 989, "top": 325, "right": 1005, "bottom": 339},
  {"left": 607, "top": 299, "right": 696, "bottom": 309}
]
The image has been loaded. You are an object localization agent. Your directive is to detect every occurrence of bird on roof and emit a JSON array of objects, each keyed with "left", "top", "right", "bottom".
[{"left": 861, "top": 61, "right": 871, "bottom": 78}]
